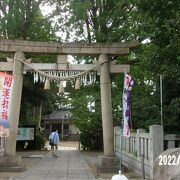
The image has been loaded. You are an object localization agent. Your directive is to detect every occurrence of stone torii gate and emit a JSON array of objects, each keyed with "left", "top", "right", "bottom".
[{"left": 0, "top": 39, "right": 137, "bottom": 170}]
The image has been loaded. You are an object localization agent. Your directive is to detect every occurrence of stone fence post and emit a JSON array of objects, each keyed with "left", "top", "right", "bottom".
[
  {"left": 149, "top": 125, "right": 163, "bottom": 179},
  {"left": 114, "top": 126, "right": 120, "bottom": 156},
  {"left": 137, "top": 129, "right": 146, "bottom": 157}
]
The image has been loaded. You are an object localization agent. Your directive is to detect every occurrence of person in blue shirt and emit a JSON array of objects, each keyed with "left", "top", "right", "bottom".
[{"left": 49, "top": 129, "right": 60, "bottom": 150}]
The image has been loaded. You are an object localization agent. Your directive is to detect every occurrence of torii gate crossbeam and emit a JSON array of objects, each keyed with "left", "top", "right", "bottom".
[{"left": 0, "top": 39, "right": 137, "bottom": 55}]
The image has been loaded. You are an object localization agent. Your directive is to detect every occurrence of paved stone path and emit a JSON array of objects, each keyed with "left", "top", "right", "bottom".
[{"left": 12, "top": 150, "right": 96, "bottom": 180}]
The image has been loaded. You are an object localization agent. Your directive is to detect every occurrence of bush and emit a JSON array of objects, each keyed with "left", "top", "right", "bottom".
[
  {"left": 34, "top": 131, "right": 46, "bottom": 150},
  {"left": 80, "top": 131, "right": 103, "bottom": 150}
]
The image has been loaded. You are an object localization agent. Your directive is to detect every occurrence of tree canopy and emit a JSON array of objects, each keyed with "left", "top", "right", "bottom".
[{"left": 49, "top": 0, "right": 180, "bottom": 133}]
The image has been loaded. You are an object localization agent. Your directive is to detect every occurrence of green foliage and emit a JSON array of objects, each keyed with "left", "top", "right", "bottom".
[
  {"left": 51, "top": 0, "right": 137, "bottom": 42},
  {"left": 20, "top": 74, "right": 45, "bottom": 126},
  {"left": 0, "top": 0, "right": 56, "bottom": 40},
  {"left": 80, "top": 130, "right": 103, "bottom": 150},
  {"left": 49, "top": 0, "right": 180, "bottom": 135},
  {"left": 34, "top": 130, "right": 46, "bottom": 150},
  {"left": 65, "top": 83, "right": 103, "bottom": 150},
  {"left": 0, "top": 0, "right": 58, "bottom": 128},
  {"left": 131, "top": 0, "right": 180, "bottom": 132}
]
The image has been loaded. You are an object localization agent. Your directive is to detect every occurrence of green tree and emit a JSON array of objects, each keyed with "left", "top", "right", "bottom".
[
  {"left": 66, "top": 81, "right": 103, "bottom": 150},
  {"left": 0, "top": 0, "right": 57, "bottom": 128},
  {"left": 49, "top": 0, "right": 137, "bottom": 42},
  {"left": 0, "top": 0, "right": 55, "bottom": 40},
  {"left": 132, "top": 0, "right": 180, "bottom": 132},
  {"left": 50, "top": 0, "right": 180, "bottom": 135}
]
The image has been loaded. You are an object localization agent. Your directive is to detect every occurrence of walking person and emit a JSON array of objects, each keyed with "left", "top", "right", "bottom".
[{"left": 49, "top": 129, "right": 60, "bottom": 157}]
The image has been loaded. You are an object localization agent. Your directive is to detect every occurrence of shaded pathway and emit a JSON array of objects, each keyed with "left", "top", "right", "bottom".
[{"left": 13, "top": 150, "right": 96, "bottom": 180}]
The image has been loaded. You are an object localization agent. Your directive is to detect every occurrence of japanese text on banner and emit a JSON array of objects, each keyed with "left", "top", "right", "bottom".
[{"left": 0, "top": 72, "right": 14, "bottom": 137}]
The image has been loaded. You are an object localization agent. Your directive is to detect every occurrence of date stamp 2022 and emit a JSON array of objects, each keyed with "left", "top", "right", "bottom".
[{"left": 158, "top": 155, "right": 180, "bottom": 166}]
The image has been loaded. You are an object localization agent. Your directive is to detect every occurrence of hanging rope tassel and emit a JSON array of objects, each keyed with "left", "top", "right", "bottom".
[
  {"left": 75, "top": 78, "right": 80, "bottom": 90},
  {"left": 44, "top": 79, "right": 50, "bottom": 90},
  {"left": 59, "top": 81, "right": 64, "bottom": 93}
]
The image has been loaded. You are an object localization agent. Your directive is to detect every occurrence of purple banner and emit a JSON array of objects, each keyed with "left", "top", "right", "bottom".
[{"left": 122, "top": 73, "right": 134, "bottom": 137}]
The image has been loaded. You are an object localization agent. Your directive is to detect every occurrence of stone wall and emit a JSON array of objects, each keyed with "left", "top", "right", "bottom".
[{"left": 114, "top": 125, "right": 164, "bottom": 179}]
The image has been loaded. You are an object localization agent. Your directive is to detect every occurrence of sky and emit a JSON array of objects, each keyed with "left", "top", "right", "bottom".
[
  {"left": 40, "top": 4, "right": 79, "bottom": 64},
  {"left": 40, "top": 4, "right": 53, "bottom": 16},
  {"left": 40, "top": 4, "right": 64, "bottom": 39}
]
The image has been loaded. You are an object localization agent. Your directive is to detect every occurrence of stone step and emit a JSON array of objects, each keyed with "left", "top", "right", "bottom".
[{"left": 0, "top": 165, "right": 25, "bottom": 172}]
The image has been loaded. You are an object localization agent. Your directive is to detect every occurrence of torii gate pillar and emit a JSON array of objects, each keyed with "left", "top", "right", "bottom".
[
  {"left": 5, "top": 52, "right": 24, "bottom": 156},
  {"left": 98, "top": 54, "right": 119, "bottom": 173},
  {"left": 99, "top": 54, "right": 114, "bottom": 156}
]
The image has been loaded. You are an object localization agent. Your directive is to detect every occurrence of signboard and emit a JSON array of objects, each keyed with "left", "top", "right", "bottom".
[
  {"left": 16, "top": 127, "right": 35, "bottom": 141},
  {"left": 0, "top": 72, "right": 14, "bottom": 137}
]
